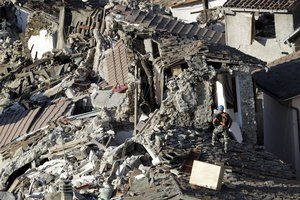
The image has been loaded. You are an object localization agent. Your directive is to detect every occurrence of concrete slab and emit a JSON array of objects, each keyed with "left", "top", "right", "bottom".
[
  {"left": 189, "top": 160, "right": 224, "bottom": 191},
  {"left": 91, "top": 89, "right": 127, "bottom": 108}
]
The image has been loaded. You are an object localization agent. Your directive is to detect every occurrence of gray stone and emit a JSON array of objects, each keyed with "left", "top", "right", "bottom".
[{"left": 0, "top": 192, "right": 15, "bottom": 200}]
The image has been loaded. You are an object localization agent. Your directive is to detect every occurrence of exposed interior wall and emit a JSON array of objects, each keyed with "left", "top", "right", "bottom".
[
  {"left": 291, "top": 97, "right": 300, "bottom": 180},
  {"left": 263, "top": 94, "right": 297, "bottom": 173},
  {"left": 226, "top": 12, "right": 295, "bottom": 63},
  {"left": 225, "top": 12, "right": 253, "bottom": 46},
  {"left": 274, "top": 13, "right": 294, "bottom": 40},
  {"left": 231, "top": 37, "right": 294, "bottom": 63},
  {"left": 170, "top": 0, "right": 227, "bottom": 23},
  {"left": 27, "top": 30, "right": 54, "bottom": 59}
]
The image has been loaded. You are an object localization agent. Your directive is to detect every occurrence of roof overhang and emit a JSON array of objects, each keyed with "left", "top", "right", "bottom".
[{"left": 222, "top": 7, "right": 289, "bottom": 14}]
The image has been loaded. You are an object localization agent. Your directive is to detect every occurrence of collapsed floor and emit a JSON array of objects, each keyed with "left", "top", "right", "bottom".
[{"left": 0, "top": 0, "right": 299, "bottom": 200}]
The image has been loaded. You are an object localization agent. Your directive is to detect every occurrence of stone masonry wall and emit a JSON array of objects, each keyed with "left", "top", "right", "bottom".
[{"left": 237, "top": 73, "right": 257, "bottom": 144}]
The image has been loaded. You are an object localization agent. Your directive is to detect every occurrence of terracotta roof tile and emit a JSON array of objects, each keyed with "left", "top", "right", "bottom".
[
  {"left": 113, "top": 5, "right": 225, "bottom": 44},
  {"left": 0, "top": 100, "right": 70, "bottom": 147},
  {"left": 105, "top": 40, "right": 130, "bottom": 86}
]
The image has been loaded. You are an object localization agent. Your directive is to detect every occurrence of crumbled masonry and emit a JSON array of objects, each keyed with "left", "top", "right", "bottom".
[{"left": 0, "top": 1, "right": 299, "bottom": 200}]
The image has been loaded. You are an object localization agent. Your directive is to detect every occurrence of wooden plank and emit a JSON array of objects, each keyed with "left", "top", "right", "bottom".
[
  {"left": 189, "top": 160, "right": 224, "bottom": 191},
  {"left": 49, "top": 138, "right": 88, "bottom": 153},
  {"left": 8, "top": 178, "right": 20, "bottom": 192}
]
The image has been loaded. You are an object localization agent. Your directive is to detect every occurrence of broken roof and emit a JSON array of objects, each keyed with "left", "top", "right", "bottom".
[
  {"left": 112, "top": 5, "right": 225, "bottom": 44},
  {"left": 253, "top": 58, "right": 300, "bottom": 101},
  {"left": 200, "top": 43, "right": 266, "bottom": 66},
  {"left": 153, "top": 35, "right": 265, "bottom": 67},
  {"left": 153, "top": 0, "right": 200, "bottom": 8},
  {"left": 0, "top": 100, "right": 70, "bottom": 147},
  {"left": 223, "top": 0, "right": 300, "bottom": 12},
  {"left": 105, "top": 40, "right": 131, "bottom": 86},
  {"left": 267, "top": 51, "right": 300, "bottom": 67}
]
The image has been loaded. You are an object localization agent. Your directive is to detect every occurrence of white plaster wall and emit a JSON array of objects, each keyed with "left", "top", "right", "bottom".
[
  {"left": 216, "top": 80, "right": 226, "bottom": 110},
  {"left": 170, "top": 0, "right": 227, "bottom": 23},
  {"left": 28, "top": 30, "right": 54, "bottom": 59},
  {"left": 225, "top": 12, "right": 253, "bottom": 46},
  {"left": 263, "top": 93, "right": 297, "bottom": 175},
  {"left": 292, "top": 97, "right": 300, "bottom": 180},
  {"left": 226, "top": 12, "right": 295, "bottom": 63},
  {"left": 235, "top": 38, "right": 295, "bottom": 63},
  {"left": 15, "top": 8, "right": 29, "bottom": 33},
  {"left": 275, "top": 13, "right": 294, "bottom": 40}
]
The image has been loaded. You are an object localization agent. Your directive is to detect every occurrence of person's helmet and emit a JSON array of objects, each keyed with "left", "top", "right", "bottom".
[{"left": 217, "top": 105, "right": 224, "bottom": 111}]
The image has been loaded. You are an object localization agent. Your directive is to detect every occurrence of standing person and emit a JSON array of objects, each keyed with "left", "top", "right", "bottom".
[{"left": 211, "top": 105, "right": 232, "bottom": 153}]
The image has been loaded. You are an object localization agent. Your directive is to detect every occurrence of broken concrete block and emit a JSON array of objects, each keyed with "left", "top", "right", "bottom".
[
  {"left": 45, "top": 192, "right": 61, "bottom": 200},
  {"left": 65, "top": 88, "right": 75, "bottom": 99},
  {"left": 0, "top": 192, "right": 15, "bottom": 200},
  {"left": 189, "top": 160, "right": 224, "bottom": 191},
  {"left": 98, "top": 183, "right": 114, "bottom": 200},
  {"left": 72, "top": 175, "right": 96, "bottom": 189}
]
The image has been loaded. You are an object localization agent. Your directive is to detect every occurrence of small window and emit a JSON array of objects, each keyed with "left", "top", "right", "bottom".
[{"left": 255, "top": 13, "right": 275, "bottom": 38}]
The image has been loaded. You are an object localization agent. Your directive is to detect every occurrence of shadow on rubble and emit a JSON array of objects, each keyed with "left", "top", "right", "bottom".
[
  {"left": 182, "top": 183, "right": 300, "bottom": 199},
  {"left": 64, "top": 0, "right": 108, "bottom": 10}
]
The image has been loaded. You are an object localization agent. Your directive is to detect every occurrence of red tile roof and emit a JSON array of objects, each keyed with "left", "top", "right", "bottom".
[
  {"left": 105, "top": 40, "right": 130, "bottom": 86},
  {"left": 0, "top": 100, "right": 71, "bottom": 147},
  {"left": 223, "top": 0, "right": 300, "bottom": 11},
  {"left": 112, "top": 5, "right": 225, "bottom": 44}
]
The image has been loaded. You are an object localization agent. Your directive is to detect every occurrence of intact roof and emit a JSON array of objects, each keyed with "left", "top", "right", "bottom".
[
  {"left": 0, "top": 100, "right": 70, "bottom": 147},
  {"left": 223, "top": 0, "right": 300, "bottom": 11},
  {"left": 112, "top": 5, "right": 225, "bottom": 44},
  {"left": 253, "top": 58, "right": 300, "bottom": 101}
]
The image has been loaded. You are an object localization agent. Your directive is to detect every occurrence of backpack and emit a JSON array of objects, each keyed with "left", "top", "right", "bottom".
[{"left": 221, "top": 112, "right": 232, "bottom": 127}]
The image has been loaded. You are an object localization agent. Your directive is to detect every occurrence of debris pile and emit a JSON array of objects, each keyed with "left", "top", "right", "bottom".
[{"left": 0, "top": 0, "right": 299, "bottom": 200}]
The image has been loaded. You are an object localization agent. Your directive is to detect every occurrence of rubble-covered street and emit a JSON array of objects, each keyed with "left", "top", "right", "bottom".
[{"left": 0, "top": 0, "right": 299, "bottom": 200}]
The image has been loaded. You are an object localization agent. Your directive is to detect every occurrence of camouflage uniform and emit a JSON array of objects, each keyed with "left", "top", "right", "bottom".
[
  {"left": 211, "top": 111, "right": 231, "bottom": 153},
  {"left": 212, "top": 125, "right": 229, "bottom": 153}
]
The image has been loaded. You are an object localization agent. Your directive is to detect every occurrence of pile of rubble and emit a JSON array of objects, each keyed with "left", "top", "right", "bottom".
[
  {"left": 1, "top": 116, "right": 299, "bottom": 199},
  {"left": 0, "top": 0, "right": 299, "bottom": 200}
]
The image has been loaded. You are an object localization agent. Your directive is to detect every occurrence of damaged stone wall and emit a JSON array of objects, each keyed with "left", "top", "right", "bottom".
[
  {"left": 152, "top": 57, "right": 216, "bottom": 129},
  {"left": 236, "top": 73, "right": 257, "bottom": 144}
]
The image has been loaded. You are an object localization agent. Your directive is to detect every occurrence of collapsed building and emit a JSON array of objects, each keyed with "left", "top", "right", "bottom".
[{"left": 0, "top": 0, "right": 299, "bottom": 199}]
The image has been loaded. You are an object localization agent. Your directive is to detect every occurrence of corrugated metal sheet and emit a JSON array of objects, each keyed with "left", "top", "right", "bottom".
[
  {"left": 113, "top": 5, "right": 225, "bottom": 44},
  {"left": 0, "top": 100, "right": 70, "bottom": 147},
  {"left": 105, "top": 40, "right": 129, "bottom": 86},
  {"left": 223, "top": 0, "right": 299, "bottom": 11}
]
